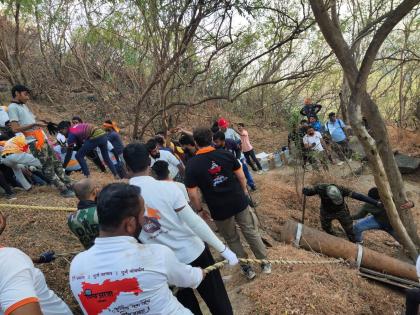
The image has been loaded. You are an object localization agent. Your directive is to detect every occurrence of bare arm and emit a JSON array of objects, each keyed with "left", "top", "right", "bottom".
[
  {"left": 234, "top": 167, "right": 248, "bottom": 194},
  {"left": 10, "top": 302, "right": 43, "bottom": 315},
  {"left": 177, "top": 163, "right": 185, "bottom": 176},
  {"left": 187, "top": 187, "right": 202, "bottom": 211},
  {"left": 10, "top": 121, "right": 45, "bottom": 133},
  {"left": 179, "top": 128, "right": 193, "bottom": 137}
]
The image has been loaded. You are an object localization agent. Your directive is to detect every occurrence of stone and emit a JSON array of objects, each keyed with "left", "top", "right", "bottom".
[{"left": 394, "top": 153, "right": 420, "bottom": 174}]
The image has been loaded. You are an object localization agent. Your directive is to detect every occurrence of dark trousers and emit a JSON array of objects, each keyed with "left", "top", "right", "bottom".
[
  {"left": 86, "top": 150, "right": 106, "bottom": 172},
  {"left": 0, "top": 169, "right": 13, "bottom": 195},
  {"left": 333, "top": 140, "right": 352, "bottom": 161},
  {"left": 177, "top": 246, "right": 233, "bottom": 315},
  {"left": 406, "top": 288, "right": 420, "bottom": 315},
  {"left": 76, "top": 135, "right": 117, "bottom": 177},
  {"left": 320, "top": 207, "right": 355, "bottom": 242},
  {"left": 243, "top": 149, "right": 262, "bottom": 171}
]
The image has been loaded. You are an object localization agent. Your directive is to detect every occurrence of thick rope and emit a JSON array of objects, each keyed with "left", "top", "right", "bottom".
[
  {"left": 49, "top": 251, "right": 344, "bottom": 273},
  {"left": 204, "top": 257, "right": 344, "bottom": 274},
  {"left": 0, "top": 203, "right": 74, "bottom": 212}
]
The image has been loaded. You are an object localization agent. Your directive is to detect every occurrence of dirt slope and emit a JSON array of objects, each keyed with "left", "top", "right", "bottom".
[{"left": 2, "top": 162, "right": 417, "bottom": 314}]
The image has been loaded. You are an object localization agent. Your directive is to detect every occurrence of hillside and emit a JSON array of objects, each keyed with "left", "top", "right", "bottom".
[{"left": 1, "top": 100, "right": 419, "bottom": 314}]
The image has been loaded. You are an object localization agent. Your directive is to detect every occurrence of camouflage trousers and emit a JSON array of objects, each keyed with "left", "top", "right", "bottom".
[
  {"left": 30, "top": 143, "right": 71, "bottom": 191},
  {"left": 320, "top": 207, "right": 355, "bottom": 242}
]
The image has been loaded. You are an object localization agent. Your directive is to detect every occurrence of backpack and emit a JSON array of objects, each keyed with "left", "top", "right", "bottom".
[{"left": 325, "top": 119, "right": 344, "bottom": 135}]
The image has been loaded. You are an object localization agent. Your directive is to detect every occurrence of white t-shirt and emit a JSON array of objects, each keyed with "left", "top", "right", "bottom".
[
  {"left": 70, "top": 237, "right": 202, "bottom": 315},
  {"left": 129, "top": 176, "right": 204, "bottom": 264},
  {"left": 174, "top": 181, "right": 190, "bottom": 202},
  {"left": 0, "top": 107, "right": 9, "bottom": 127},
  {"left": 303, "top": 131, "right": 324, "bottom": 152},
  {"left": 150, "top": 150, "right": 181, "bottom": 179},
  {"left": 0, "top": 247, "right": 72, "bottom": 315}
]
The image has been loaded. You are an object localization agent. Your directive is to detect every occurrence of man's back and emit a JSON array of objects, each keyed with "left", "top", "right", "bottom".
[
  {"left": 129, "top": 176, "right": 204, "bottom": 263},
  {"left": 185, "top": 148, "right": 248, "bottom": 220},
  {"left": 151, "top": 150, "right": 180, "bottom": 179},
  {"left": 0, "top": 247, "right": 72, "bottom": 315},
  {"left": 314, "top": 184, "right": 352, "bottom": 212},
  {"left": 67, "top": 201, "right": 99, "bottom": 249},
  {"left": 70, "top": 237, "right": 201, "bottom": 315}
]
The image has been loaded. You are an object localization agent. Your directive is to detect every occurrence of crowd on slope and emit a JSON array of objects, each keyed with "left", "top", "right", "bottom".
[{"left": 0, "top": 87, "right": 418, "bottom": 315}]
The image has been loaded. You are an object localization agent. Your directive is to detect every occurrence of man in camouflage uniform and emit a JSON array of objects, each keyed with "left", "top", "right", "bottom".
[
  {"left": 302, "top": 184, "right": 382, "bottom": 242},
  {"left": 68, "top": 178, "right": 99, "bottom": 249},
  {"left": 8, "top": 85, "right": 74, "bottom": 197}
]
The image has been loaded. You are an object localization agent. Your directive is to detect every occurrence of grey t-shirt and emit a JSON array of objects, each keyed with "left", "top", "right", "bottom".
[{"left": 8, "top": 102, "right": 36, "bottom": 126}]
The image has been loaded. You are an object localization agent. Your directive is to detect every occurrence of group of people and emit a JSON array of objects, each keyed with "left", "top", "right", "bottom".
[
  {"left": 302, "top": 182, "right": 414, "bottom": 244},
  {"left": 0, "top": 85, "right": 127, "bottom": 200},
  {"left": 289, "top": 97, "right": 353, "bottom": 170},
  {"left": 1, "top": 88, "right": 419, "bottom": 315},
  {"left": 0, "top": 99, "right": 272, "bottom": 314}
]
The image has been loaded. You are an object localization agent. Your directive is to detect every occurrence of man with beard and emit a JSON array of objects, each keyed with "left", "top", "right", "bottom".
[
  {"left": 70, "top": 183, "right": 205, "bottom": 315},
  {"left": 146, "top": 138, "right": 185, "bottom": 182},
  {"left": 124, "top": 143, "right": 237, "bottom": 315},
  {"left": 179, "top": 134, "right": 197, "bottom": 162}
]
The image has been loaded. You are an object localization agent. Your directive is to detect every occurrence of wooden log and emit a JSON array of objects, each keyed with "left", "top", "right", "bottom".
[{"left": 280, "top": 220, "right": 417, "bottom": 281}]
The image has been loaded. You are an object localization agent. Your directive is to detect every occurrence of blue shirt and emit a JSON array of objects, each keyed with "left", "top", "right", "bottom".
[
  {"left": 311, "top": 121, "right": 324, "bottom": 133},
  {"left": 325, "top": 119, "right": 346, "bottom": 142}
]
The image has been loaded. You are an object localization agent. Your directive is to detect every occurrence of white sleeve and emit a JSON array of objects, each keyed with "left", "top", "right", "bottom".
[
  {"left": 171, "top": 183, "right": 188, "bottom": 210},
  {"left": 0, "top": 250, "right": 39, "bottom": 314},
  {"left": 162, "top": 246, "right": 203, "bottom": 288},
  {"left": 166, "top": 151, "right": 180, "bottom": 167},
  {"left": 302, "top": 136, "right": 309, "bottom": 145},
  {"left": 176, "top": 183, "right": 190, "bottom": 202},
  {"left": 177, "top": 204, "right": 225, "bottom": 252},
  {"left": 233, "top": 130, "right": 241, "bottom": 142},
  {"left": 416, "top": 256, "right": 420, "bottom": 279}
]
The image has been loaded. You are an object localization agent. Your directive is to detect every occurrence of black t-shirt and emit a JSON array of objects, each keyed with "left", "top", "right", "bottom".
[{"left": 185, "top": 147, "right": 249, "bottom": 220}]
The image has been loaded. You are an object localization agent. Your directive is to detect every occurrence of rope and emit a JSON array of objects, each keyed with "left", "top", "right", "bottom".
[
  {"left": 204, "top": 257, "right": 344, "bottom": 274},
  {"left": 49, "top": 250, "right": 344, "bottom": 273},
  {"left": 0, "top": 203, "right": 74, "bottom": 212}
]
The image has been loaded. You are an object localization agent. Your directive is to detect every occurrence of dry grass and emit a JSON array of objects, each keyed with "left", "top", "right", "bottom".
[{"left": 1, "top": 105, "right": 419, "bottom": 314}]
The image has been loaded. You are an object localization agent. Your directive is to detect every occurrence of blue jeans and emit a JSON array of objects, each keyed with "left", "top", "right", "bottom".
[
  {"left": 76, "top": 135, "right": 117, "bottom": 177},
  {"left": 353, "top": 215, "right": 396, "bottom": 242},
  {"left": 240, "top": 158, "right": 255, "bottom": 189}
]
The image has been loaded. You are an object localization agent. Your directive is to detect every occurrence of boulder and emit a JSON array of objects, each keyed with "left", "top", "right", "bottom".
[{"left": 394, "top": 153, "right": 420, "bottom": 174}]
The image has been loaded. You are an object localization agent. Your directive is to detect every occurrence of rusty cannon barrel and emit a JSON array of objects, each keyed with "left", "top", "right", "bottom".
[{"left": 280, "top": 220, "right": 417, "bottom": 281}]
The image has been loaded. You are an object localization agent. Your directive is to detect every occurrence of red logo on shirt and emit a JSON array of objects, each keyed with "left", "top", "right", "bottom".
[{"left": 79, "top": 278, "right": 142, "bottom": 315}]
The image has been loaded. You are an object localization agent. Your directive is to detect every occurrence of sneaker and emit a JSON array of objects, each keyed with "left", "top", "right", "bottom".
[
  {"left": 6, "top": 193, "right": 17, "bottom": 200},
  {"left": 60, "top": 189, "right": 75, "bottom": 198},
  {"left": 240, "top": 265, "right": 256, "bottom": 280},
  {"left": 261, "top": 262, "right": 272, "bottom": 274},
  {"left": 337, "top": 161, "right": 344, "bottom": 166},
  {"left": 257, "top": 170, "right": 263, "bottom": 175}
]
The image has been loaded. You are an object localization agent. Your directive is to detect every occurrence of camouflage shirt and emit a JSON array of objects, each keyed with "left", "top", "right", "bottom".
[{"left": 67, "top": 200, "right": 99, "bottom": 249}]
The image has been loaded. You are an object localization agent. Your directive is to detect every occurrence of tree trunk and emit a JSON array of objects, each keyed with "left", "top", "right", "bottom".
[
  {"left": 362, "top": 95, "right": 420, "bottom": 246},
  {"left": 349, "top": 90, "right": 418, "bottom": 260},
  {"left": 339, "top": 77, "right": 350, "bottom": 122},
  {"left": 309, "top": 0, "right": 419, "bottom": 260}
]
